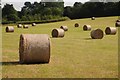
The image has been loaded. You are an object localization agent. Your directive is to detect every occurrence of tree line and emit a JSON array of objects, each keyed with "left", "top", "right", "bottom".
[{"left": 2, "top": 1, "right": 120, "bottom": 22}]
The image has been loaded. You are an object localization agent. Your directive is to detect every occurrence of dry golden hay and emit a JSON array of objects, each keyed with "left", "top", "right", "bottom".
[
  {"left": 115, "top": 22, "right": 120, "bottom": 27},
  {"left": 91, "top": 29, "right": 104, "bottom": 39},
  {"left": 23, "top": 25, "right": 29, "bottom": 28},
  {"left": 6, "top": 26, "right": 14, "bottom": 32},
  {"left": 17, "top": 24, "right": 22, "bottom": 28},
  {"left": 32, "top": 23, "right": 36, "bottom": 26},
  {"left": 105, "top": 27, "right": 117, "bottom": 35},
  {"left": 52, "top": 28, "right": 65, "bottom": 38},
  {"left": 60, "top": 26, "right": 68, "bottom": 31},
  {"left": 83, "top": 25, "right": 91, "bottom": 31},
  {"left": 19, "top": 34, "right": 50, "bottom": 64},
  {"left": 75, "top": 23, "right": 79, "bottom": 27},
  {"left": 91, "top": 17, "right": 95, "bottom": 20}
]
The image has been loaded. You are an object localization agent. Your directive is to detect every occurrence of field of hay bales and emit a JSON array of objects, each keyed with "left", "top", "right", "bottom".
[{"left": 2, "top": 16, "right": 118, "bottom": 78}]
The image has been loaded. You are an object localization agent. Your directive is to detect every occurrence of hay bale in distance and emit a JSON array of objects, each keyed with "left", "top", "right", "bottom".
[
  {"left": 91, "top": 29, "right": 104, "bottom": 39},
  {"left": 32, "top": 23, "right": 36, "bottom": 26},
  {"left": 52, "top": 28, "right": 65, "bottom": 37},
  {"left": 83, "top": 25, "right": 91, "bottom": 31},
  {"left": 115, "top": 22, "right": 120, "bottom": 27},
  {"left": 116, "top": 20, "right": 120, "bottom": 22},
  {"left": 105, "top": 27, "right": 117, "bottom": 35},
  {"left": 23, "top": 25, "right": 29, "bottom": 28},
  {"left": 75, "top": 23, "right": 79, "bottom": 27},
  {"left": 6, "top": 26, "right": 14, "bottom": 32},
  {"left": 17, "top": 24, "right": 22, "bottom": 28},
  {"left": 91, "top": 17, "right": 95, "bottom": 20},
  {"left": 60, "top": 26, "right": 68, "bottom": 31},
  {"left": 19, "top": 34, "right": 50, "bottom": 64}
]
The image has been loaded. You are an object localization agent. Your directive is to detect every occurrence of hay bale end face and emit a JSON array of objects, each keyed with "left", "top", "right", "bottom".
[
  {"left": 6, "top": 26, "right": 14, "bottom": 32},
  {"left": 60, "top": 26, "right": 68, "bottom": 31},
  {"left": 52, "top": 28, "right": 65, "bottom": 38},
  {"left": 83, "top": 25, "right": 91, "bottom": 31},
  {"left": 19, "top": 34, "right": 50, "bottom": 64},
  {"left": 116, "top": 20, "right": 120, "bottom": 22},
  {"left": 32, "top": 23, "right": 36, "bottom": 26},
  {"left": 17, "top": 24, "right": 22, "bottom": 28},
  {"left": 105, "top": 27, "right": 117, "bottom": 35},
  {"left": 115, "top": 22, "right": 120, "bottom": 27},
  {"left": 91, "top": 29, "right": 104, "bottom": 39},
  {"left": 91, "top": 17, "right": 95, "bottom": 20},
  {"left": 23, "top": 25, "right": 29, "bottom": 28},
  {"left": 75, "top": 23, "right": 79, "bottom": 27}
]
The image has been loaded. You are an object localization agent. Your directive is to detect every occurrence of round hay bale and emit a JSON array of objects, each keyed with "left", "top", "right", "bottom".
[
  {"left": 23, "top": 25, "right": 29, "bottom": 28},
  {"left": 75, "top": 23, "right": 79, "bottom": 27},
  {"left": 19, "top": 34, "right": 50, "bottom": 64},
  {"left": 91, "top": 17, "right": 95, "bottom": 20},
  {"left": 32, "top": 23, "right": 36, "bottom": 26},
  {"left": 83, "top": 25, "right": 91, "bottom": 31},
  {"left": 60, "top": 26, "right": 68, "bottom": 31},
  {"left": 17, "top": 24, "right": 22, "bottom": 28},
  {"left": 52, "top": 28, "right": 65, "bottom": 37},
  {"left": 6, "top": 26, "right": 14, "bottom": 32},
  {"left": 115, "top": 22, "right": 120, "bottom": 27},
  {"left": 91, "top": 29, "right": 104, "bottom": 39},
  {"left": 116, "top": 20, "right": 120, "bottom": 22},
  {"left": 105, "top": 27, "right": 117, "bottom": 35}
]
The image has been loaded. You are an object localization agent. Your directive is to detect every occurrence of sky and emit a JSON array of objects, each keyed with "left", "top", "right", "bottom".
[{"left": 1, "top": 0, "right": 89, "bottom": 11}]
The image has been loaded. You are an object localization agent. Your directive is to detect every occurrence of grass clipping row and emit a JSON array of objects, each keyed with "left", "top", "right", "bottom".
[{"left": 19, "top": 34, "right": 50, "bottom": 64}]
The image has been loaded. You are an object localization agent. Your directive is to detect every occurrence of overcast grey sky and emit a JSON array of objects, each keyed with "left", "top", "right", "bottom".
[{"left": 2, "top": 0, "right": 89, "bottom": 11}]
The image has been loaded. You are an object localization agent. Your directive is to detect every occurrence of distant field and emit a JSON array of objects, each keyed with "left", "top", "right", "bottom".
[{"left": 2, "top": 16, "right": 118, "bottom": 78}]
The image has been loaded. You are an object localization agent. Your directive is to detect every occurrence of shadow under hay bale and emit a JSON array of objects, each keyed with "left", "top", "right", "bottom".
[
  {"left": 32, "top": 23, "right": 36, "bottom": 26},
  {"left": 91, "top": 17, "right": 95, "bottom": 20},
  {"left": 83, "top": 25, "right": 91, "bottom": 31},
  {"left": 91, "top": 29, "right": 104, "bottom": 39},
  {"left": 75, "top": 23, "right": 79, "bottom": 27},
  {"left": 105, "top": 27, "right": 117, "bottom": 35},
  {"left": 17, "top": 24, "right": 22, "bottom": 28},
  {"left": 23, "top": 25, "right": 29, "bottom": 28},
  {"left": 52, "top": 28, "right": 65, "bottom": 38},
  {"left": 115, "top": 22, "right": 120, "bottom": 27},
  {"left": 60, "top": 26, "right": 68, "bottom": 31},
  {"left": 6, "top": 26, "right": 14, "bottom": 32},
  {"left": 19, "top": 34, "right": 50, "bottom": 64}
]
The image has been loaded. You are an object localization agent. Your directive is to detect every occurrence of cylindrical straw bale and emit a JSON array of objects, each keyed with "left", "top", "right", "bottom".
[
  {"left": 52, "top": 28, "right": 65, "bottom": 37},
  {"left": 91, "top": 17, "right": 95, "bottom": 20},
  {"left": 19, "top": 34, "right": 50, "bottom": 64},
  {"left": 75, "top": 23, "right": 79, "bottom": 27},
  {"left": 83, "top": 25, "right": 91, "bottom": 31},
  {"left": 17, "top": 24, "right": 22, "bottom": 28},
  {"left": 105, "top": 27, "right": 117, "bottom": 35},
  {"left": 115, "top": 22, "right": 120, "bottom": 27},
  {"left": 116, "top": 20, "right": 120, "bottom": 22},
  {"left": 23, "top": 25, "right": 29, "bottom": 28},
  {"left": 6, "top": 26, "right": 14, "bottom": 32},
  {"left": 32, "top": 23, "right": 36, "bottom": 26},
  {"left": 60, "top": 26, "right": 68, "bottom": 31},
  {"left": 91, "top": 29, "right": 104, "bottom": 39}
]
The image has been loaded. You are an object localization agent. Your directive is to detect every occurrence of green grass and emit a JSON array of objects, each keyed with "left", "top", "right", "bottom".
[{"left": 2, "top": 16, "right": 118, "bottom": 78}]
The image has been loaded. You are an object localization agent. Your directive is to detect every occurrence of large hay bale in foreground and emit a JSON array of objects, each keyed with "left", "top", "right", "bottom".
[
  {"left": 52, "top": 28, "right": 65, "bottom": 37},
  {"left": 19, "top": 34, "right": 50, "bottom": 64},
  {"left": 6, "top": 26, "right": 14, "bottom": 32},
  {"left": 23, "top": 25, "right": 29, "bottom": 28},
  {"left": 60, "top": 26, "right": 68, "bottom": 31},
  {"left": 91, "top": 17, "right": 95, "bottom": 20},
  {"left": 32, "top": 23, "right": 36, "bottom": 26},
  {"left": 17, "top": 24, "right": 22, "bottom": 28},
  {"left": 83, "top": 25, "right": 91, "bottom": 31},
  {"left": 91, "top": 29, "right": 104, "bottom": 39},
  {"left": 115, "top": 22, "right": 120, "bottom": 27},
  {"left": 105, "top": 27, "right": 117, "bottom": 35},
  {"left": 75, "top": 23, "right": 79, "bottom": 27}
]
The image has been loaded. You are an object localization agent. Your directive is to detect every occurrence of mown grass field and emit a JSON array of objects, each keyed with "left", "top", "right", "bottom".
[{"left": 2, "top": 16, "right": 118, "bottom": 78}]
